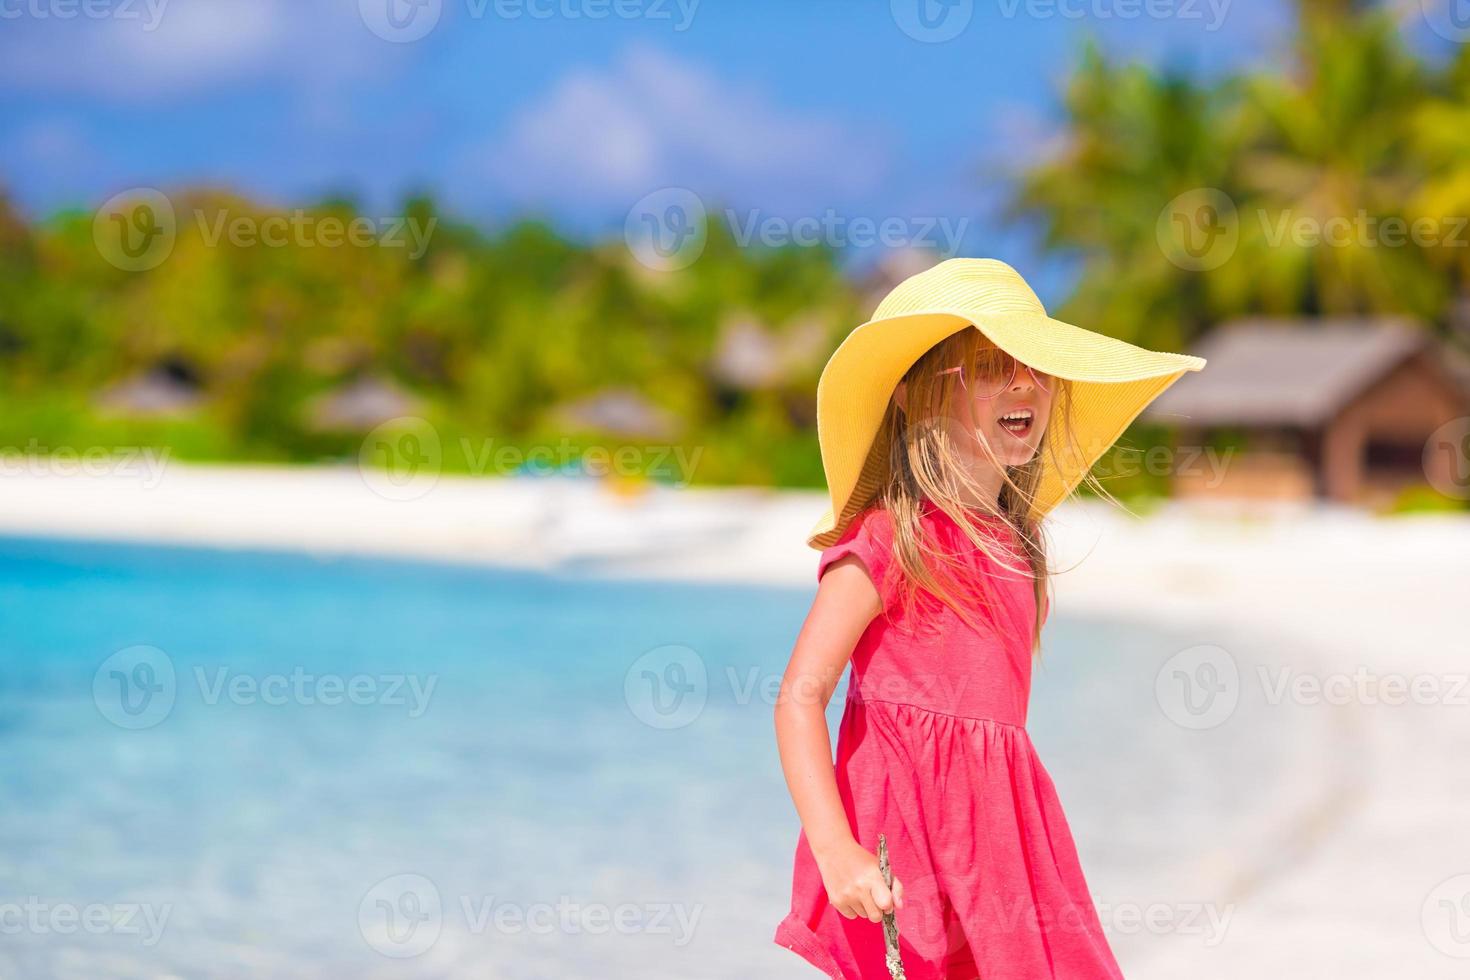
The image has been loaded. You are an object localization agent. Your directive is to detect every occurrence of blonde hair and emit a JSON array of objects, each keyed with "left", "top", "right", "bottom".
[{"left": 875, "top": 327, "right": 1090, "bottom": 653}]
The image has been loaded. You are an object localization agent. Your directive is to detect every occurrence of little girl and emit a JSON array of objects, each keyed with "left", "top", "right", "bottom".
[{"left": 772, "top": 259, "right": 1205, "bottom": 979}]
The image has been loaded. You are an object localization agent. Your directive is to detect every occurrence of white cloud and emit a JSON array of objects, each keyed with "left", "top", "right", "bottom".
[
  {"left": 8, "top": 118, "right": 92, "bottom": 163},
  {"left": 471, "top": 45, "right": 890, "bottom": 215},
  {"left": 0, "top": 118, "right": 104, "bottom": 196},
  {"left": 0, "top": 0, "right": 382, "bottom": 102}
]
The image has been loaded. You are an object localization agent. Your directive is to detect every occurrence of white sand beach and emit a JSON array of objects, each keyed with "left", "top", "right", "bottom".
[{"left": 2, "top": 463, "right": 1467, "bottom": 977}]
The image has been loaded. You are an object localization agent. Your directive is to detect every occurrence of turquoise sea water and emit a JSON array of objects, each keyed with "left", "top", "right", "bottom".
[{"left": 0, "top": 536, "right": 1296, "bottom": 979}]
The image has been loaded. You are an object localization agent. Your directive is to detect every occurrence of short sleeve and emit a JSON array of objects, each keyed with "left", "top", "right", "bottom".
[{"left": 816, "top": 507, "right": 896, "bottom": 607}]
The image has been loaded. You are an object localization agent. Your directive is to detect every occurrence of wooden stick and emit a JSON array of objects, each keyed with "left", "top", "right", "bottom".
[{"left": 878, "top": 834, "right": 906, "bottom": 979}]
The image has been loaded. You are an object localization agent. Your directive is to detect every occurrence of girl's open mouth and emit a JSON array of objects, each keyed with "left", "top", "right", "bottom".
[{"left": 997, "top": 408, "right": 1034, "bottom": 438}]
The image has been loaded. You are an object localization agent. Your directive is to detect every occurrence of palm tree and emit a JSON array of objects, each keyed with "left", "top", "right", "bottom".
[
  {"left": 1408, "top": 42, "right": 1470, "bottom": 314},
  {"left": 1230, "top": 3, "right": 1442, "bottom": 318},
  {"left": 1008, "top": 43, "right": 1245, "bottom": 351},
  {"left": 1011, "top": 2, "right": 1449, "bottom": 343}
]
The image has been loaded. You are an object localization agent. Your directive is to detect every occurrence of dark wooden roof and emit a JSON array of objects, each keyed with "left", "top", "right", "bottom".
[{"left": 1145, "top": 319, "right": 1432, "bottom": 427}]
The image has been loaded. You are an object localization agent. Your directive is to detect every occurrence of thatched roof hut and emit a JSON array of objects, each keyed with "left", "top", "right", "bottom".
[{"left": 1146, "top": 319, "right": 1469, "bottom": 503}]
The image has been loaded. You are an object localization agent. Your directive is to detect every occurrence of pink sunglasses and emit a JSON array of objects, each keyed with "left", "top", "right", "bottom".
[{"left": 937, "top": 350, "right": 1051, "bottom": 400}]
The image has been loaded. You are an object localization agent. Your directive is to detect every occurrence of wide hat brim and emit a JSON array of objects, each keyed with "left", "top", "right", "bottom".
[{"left": 808, "top": 306, "right": 1206, "bottom": 550}]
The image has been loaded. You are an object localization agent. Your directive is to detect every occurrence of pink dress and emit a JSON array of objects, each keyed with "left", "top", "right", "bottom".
[{"left": 774, "top": 501, "right": 1123, "bottom": 980}]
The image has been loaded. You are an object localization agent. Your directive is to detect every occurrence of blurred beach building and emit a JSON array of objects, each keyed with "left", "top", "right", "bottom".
[
  {"left": 307, "top": 376, "right": 424, "bottom": 433},
  {"left": 1147, "top": 320, "right": 1470, "bottom": 505},
  {"left": 94, "top": 358, "right": 205, "bottom": 418}
]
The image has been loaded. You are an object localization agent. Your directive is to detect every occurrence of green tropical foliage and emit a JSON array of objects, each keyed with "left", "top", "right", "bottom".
[
  {"left": 1, "top": 3, "right": 1467, "bottom": 495},
  {"left": 1011, "top": 4, "right": 1470, "bottom": 340},
  {"left": 0, "top": 190, "right": 859, "bottom": 487}
]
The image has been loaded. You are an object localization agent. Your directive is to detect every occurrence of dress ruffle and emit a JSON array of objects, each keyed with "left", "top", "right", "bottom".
[{"left": 776, "top": 699, "right": 1121, "bottom": 980}]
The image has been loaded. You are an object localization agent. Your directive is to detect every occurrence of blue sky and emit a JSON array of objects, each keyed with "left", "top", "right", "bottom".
[
  {"left": 0, "top": 0, "right": 1297, "bottom": 216},
  {"left": 16, "top": 0, "right": 1456, "bottom": 296}
]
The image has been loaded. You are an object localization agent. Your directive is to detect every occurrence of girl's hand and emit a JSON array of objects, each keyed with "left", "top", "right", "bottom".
[{"left": 814, "top": 839, "right": 904, "bottom": 923}]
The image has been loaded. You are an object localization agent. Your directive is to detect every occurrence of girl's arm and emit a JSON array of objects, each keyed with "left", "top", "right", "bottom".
[{"left": 774, "top": 555, "right": 903, "bottom": 924}]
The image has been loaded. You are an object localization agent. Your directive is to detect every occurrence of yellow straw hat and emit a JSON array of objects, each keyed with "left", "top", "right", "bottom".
[{"left": 808, "top": 258, "right": 1206, "bottom": 550}]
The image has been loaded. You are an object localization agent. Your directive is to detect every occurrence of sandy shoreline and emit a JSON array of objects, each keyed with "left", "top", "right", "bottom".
[{"left": 2, "top": 463, "right": 1467, "bottom": 976}]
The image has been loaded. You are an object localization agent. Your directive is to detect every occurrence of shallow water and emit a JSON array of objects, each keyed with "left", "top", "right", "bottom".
[{"left": 0, "top": 537, "right": 1298, "bottom": 978}]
